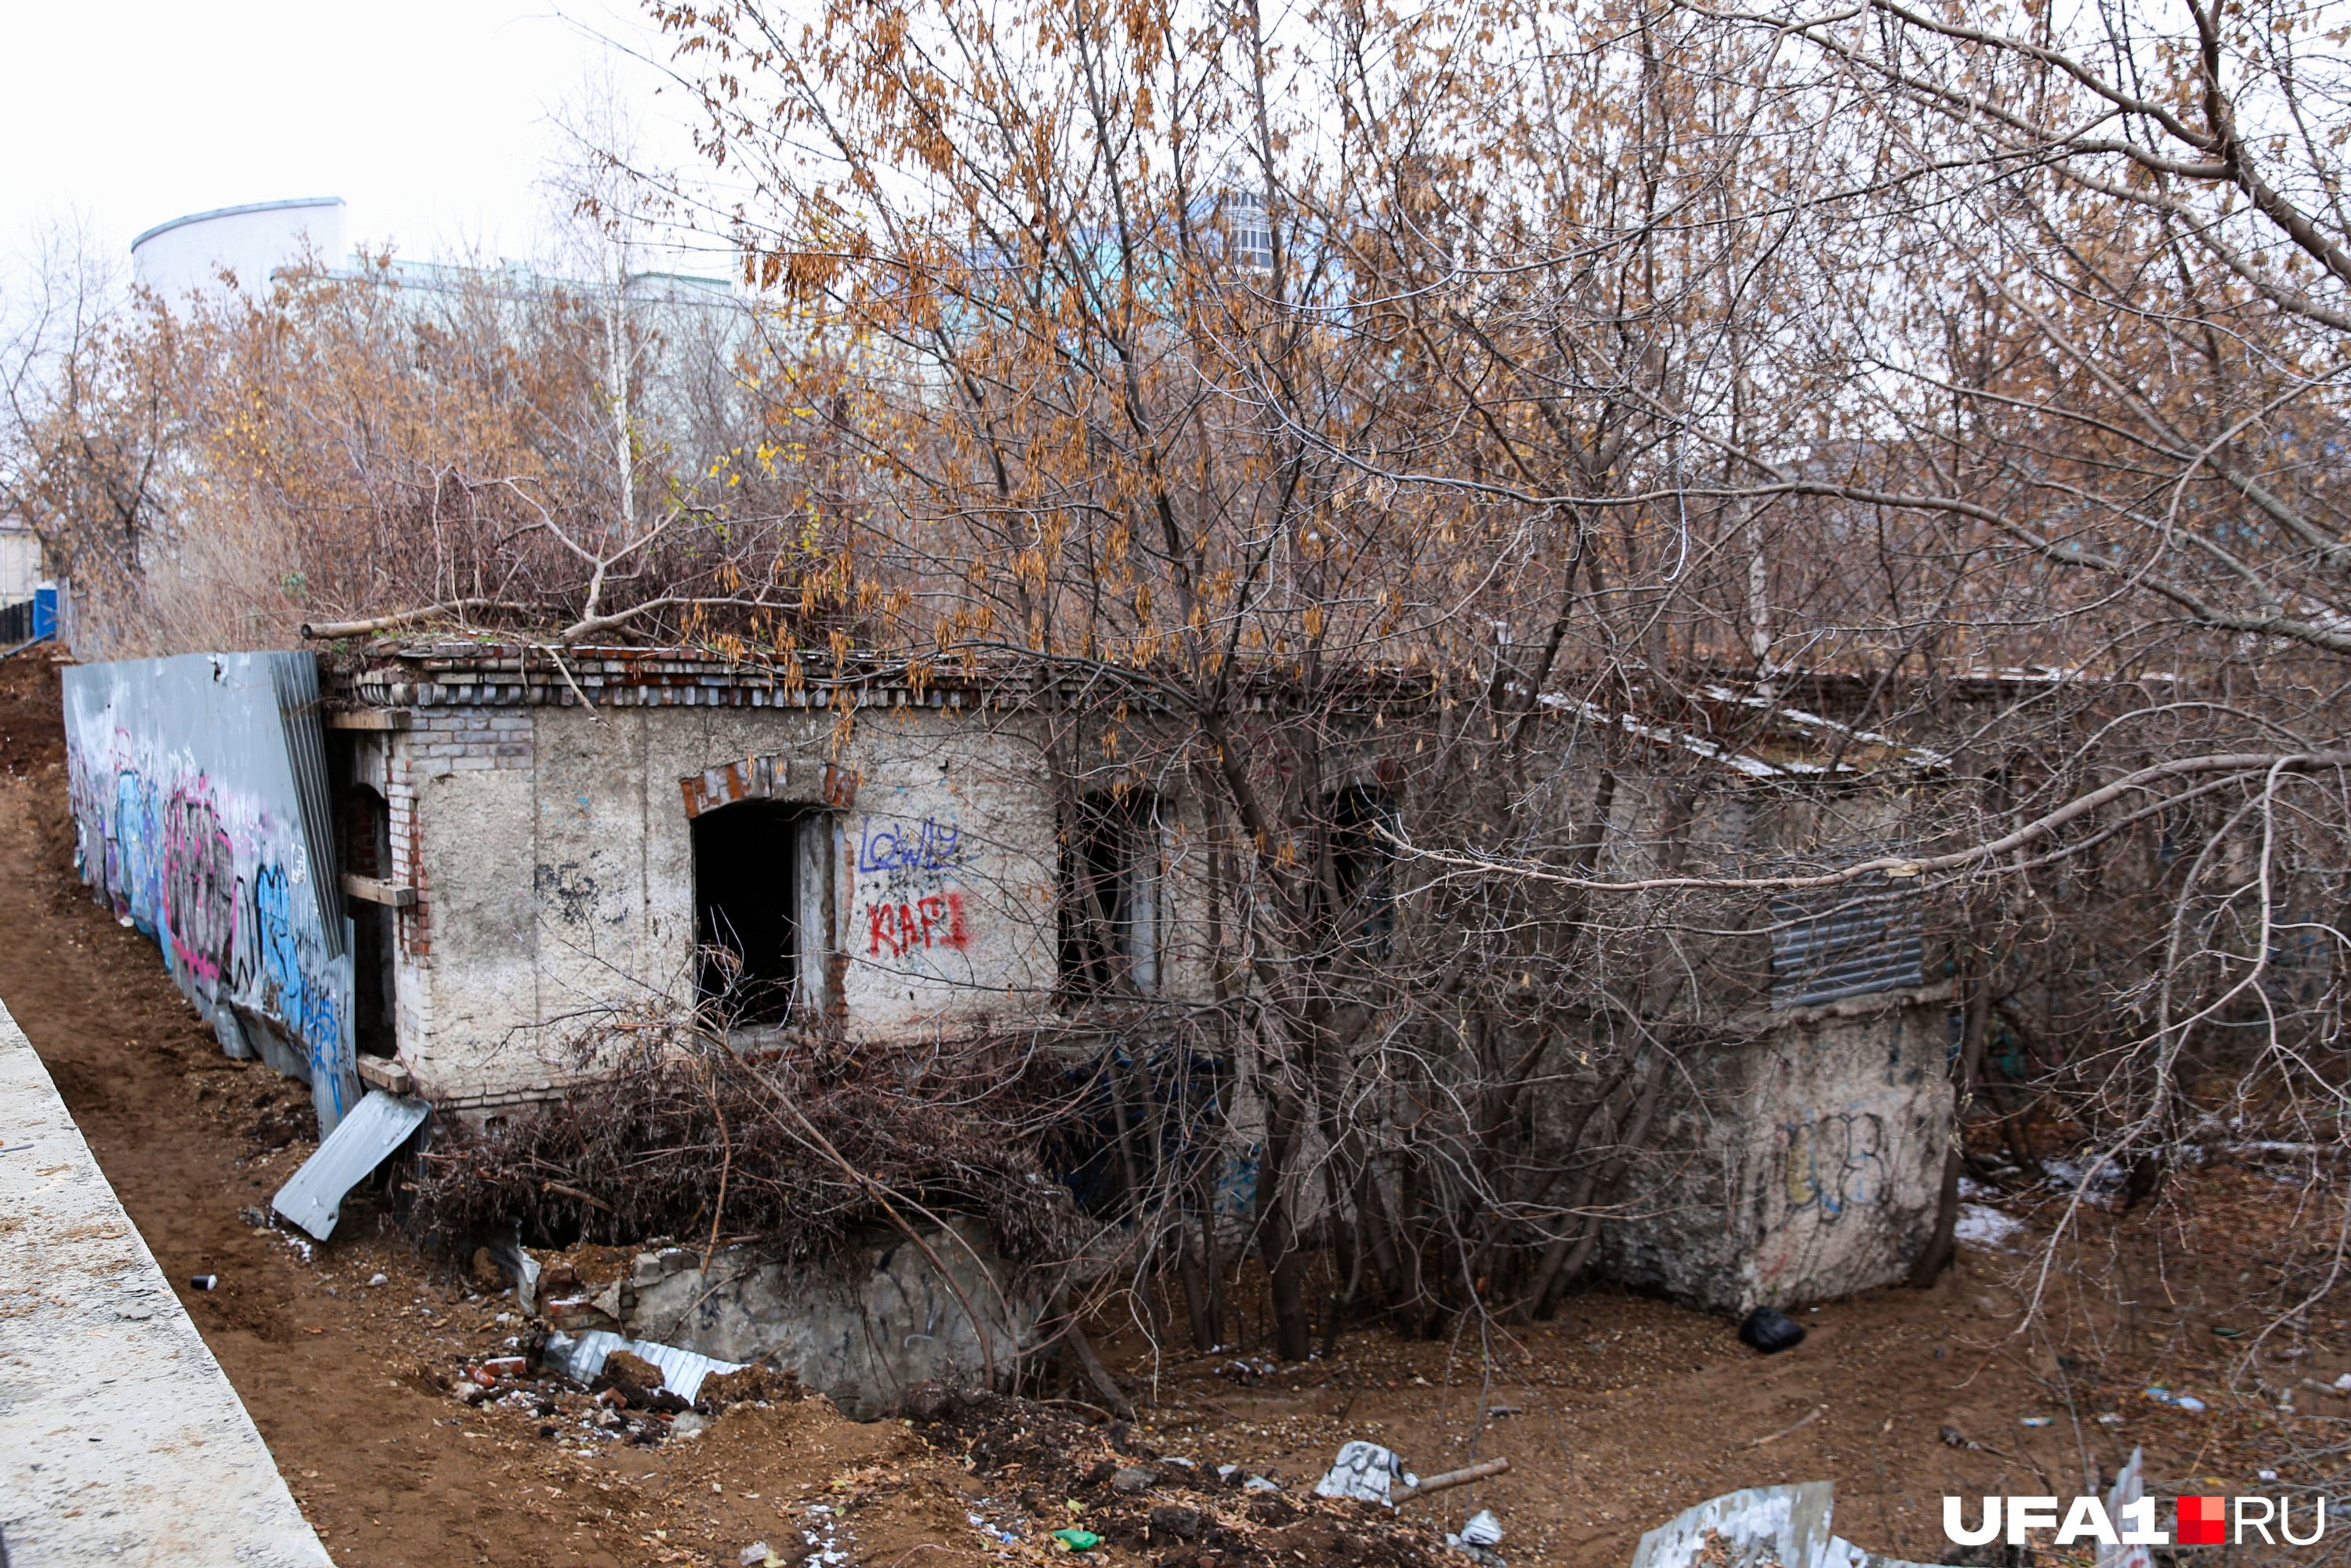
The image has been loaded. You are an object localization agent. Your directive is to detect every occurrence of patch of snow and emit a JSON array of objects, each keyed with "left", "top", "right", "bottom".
[{"left": 1954, "top": 1203, "right": 2025, "bottom": 1251}]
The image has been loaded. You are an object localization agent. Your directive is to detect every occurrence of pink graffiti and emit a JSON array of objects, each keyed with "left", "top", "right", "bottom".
[
  {"left": 866, "top": 891, "right": 971, "bottom": 958},
  {"left": 164, "top": 784, "right": 236, "bottom": 985}
]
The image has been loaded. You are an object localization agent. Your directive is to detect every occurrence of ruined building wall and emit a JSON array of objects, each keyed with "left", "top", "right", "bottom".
[{"left": 350, "top": 667, "right": 1227, "bottom": 1109}]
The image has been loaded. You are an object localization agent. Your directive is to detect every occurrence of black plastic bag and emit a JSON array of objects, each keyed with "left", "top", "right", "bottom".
[{"left": 1739, "top": 1305, "right": 1806, "bottom": 1354}]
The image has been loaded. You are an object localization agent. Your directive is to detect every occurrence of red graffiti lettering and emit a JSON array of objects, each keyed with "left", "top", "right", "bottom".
[{"left": 862, "top": 890, "right": 975, "bottom": 959}]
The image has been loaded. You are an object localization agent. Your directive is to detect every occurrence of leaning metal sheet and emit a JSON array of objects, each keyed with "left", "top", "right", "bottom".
[{"left": 270, "top": 1086, "right": 429, "bottom": 1239}]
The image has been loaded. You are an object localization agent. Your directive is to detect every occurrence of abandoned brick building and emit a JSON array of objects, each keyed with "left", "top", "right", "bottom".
[{"left": 65, "top": 643, "right": 1959, "bottom": 1323}]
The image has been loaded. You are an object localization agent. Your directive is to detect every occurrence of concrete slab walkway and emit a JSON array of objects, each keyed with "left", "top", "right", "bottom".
[{"left": 0, "top": 994, "right": 333, "bottom": 1566}]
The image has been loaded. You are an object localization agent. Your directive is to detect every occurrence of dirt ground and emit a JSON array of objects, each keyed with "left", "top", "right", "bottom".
[{"left": 2, "top": 646, "right": 2337, "bottom": 1568}]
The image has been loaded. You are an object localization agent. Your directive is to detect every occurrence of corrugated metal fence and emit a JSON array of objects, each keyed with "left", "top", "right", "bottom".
[{"left": 61, "top": 653, "right": 357, "bottom": 1134}]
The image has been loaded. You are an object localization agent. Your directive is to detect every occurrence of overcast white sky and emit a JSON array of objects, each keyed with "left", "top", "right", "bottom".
[{"left": 0, "top": 0, "right": 720, "bottom": 275}]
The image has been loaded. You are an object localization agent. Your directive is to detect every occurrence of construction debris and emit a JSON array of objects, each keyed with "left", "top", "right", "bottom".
[
  {"left": 1628, "top": 1481, "right": 1936, "bottom": 1568},
  {"left": 1393, "top": 1459, "right": 1510, "bottom": 1503},
  {"left": 540, "top": 1329, "right": 747, "bottom": 1403}
]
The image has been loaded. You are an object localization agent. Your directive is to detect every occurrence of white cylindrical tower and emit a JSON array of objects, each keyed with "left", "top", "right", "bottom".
[{"left": 131, "top": 197, "right": 348, "bottom": 302}]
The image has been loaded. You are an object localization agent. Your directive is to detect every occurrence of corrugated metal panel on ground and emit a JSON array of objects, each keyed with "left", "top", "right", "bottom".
[
  {"left": 1628, "top": 1481, "right": 1940, "bottom": 1568},
  {"left": 1768, "top": 875, "right": 1923, "bottom": 1009},
  {"left": 541, "top": 1330, "right": 746, "bottom": 1403},
  {"left": 271, "top": 1088, "right": 429, "bottom": 1239}
]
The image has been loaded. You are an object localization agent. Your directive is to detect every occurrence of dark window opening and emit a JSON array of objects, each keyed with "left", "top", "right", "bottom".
[
  {"left": 346, "top": 784, "right": 397, "bottom": 1058},
  {"left": 1060, "top": 792, "right": 1160, "bottom": 1001},
  {"left": 1320, "top": 786, "right": 1396, "bottom": 958},
  {"left": 693, "top": 800, "right": 810, "bottom": 1025}
]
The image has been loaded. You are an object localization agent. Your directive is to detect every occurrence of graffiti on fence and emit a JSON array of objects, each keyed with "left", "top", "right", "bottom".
[
  {"left": 63, "top": 655, "right": 354, "bottom": 1132},
  {"left": 165, "top": 786, "right": 236, "bottom": 983}
]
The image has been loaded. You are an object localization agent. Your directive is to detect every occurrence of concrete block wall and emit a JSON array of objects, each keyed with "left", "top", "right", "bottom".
[{"left": 1603, "top": 991, "right": 1954, "bottom": 1313}]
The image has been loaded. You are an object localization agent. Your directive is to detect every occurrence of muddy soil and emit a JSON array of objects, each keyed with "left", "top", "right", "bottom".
[{"left": 0, "top": 646, "right": 2331, "bottom": 1567}]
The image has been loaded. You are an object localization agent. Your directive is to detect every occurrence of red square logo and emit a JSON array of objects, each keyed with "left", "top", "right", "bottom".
[{"left": 2178, "top": 1497, "right": 2226, "bottom": 1546}]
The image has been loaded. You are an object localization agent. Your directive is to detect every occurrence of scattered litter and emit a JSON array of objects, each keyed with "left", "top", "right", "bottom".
[
  {"left": 1940, "top": 1426, "right": 1976, "bottom": 1450},
  {"left": 190, "top": 1274, "right": 218, "bottom": 1291},
  {"left": 739, "top": 1544, "right": 783, "bottom": 1567},
  {"left": 1244, "top": 1476, "right": 1283, "bottom": 1494},
  {"left": 1483, "top": 1404, "right": 1523, "bottom": 1419},
  {"left": 2331, "top": 1373, "right": 2351, "bottom": 1392},
  {"left": 2260, "top": 1470, "right": 2280, "bottom": 1482},
  {"left": 2041, "top": 1157, "right": 2125, "bottom": 1195},
  {"left": 672, "top": 1412, "right": 710, "bottom": 1438},
  {"left": 1313, "top": 1440, "right": 1409, "bottom": 1505},
  {"left": 1050, "top": 1527, "right": 1102, "bottom": 1552},
  {"left": 2100, "top": 1446, "right": 2152, "bottom": 1568},
  {"left": 1150, "top": 1505, "right": 1204, "bottom": 1541},
  {"left": 2020, "top": 1417, "right": 2053, "bottom": 1428},
  {"left": 1446, "top": 1506, "right": 1507, "bottom": 1563},
  {"left": 479, "top": 1225, "right": 541, "bottom": 1313},
  {"left": 1738, "top": 1307, "right": 1806, "bottom": 1355},
  {"left": 366, "top": 1272, "right": 387, "bottom": 1287},
  {"left": 1953, "top": 1204, "right": 2025, "bottom": 1251},
  {"left": 2144, "top": 1386, "right": 2207, "bottom": 1412},
  {"left": 1458, "top": 1509, "right": 1504, "bottom": 1545},
  {"left": 2096, "top": 1413, "right": 2124, "bottom": 1425},
  {"left": 237, "top": 1205, "right": 272, "bottom": 1229}
]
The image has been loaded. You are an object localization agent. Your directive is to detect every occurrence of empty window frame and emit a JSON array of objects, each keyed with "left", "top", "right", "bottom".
[
  {"left": 692, "top": 802, "right": 836, "bottom": 1025},
  {"left": 1319, "top": 786, "right": 1396, "bottom": 957},
  {"left": 1060, "top": 791, "right": 1163, "bottom": 1000}
]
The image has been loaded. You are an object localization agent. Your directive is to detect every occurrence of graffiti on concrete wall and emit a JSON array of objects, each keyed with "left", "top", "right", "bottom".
[
  {"left": 63, "top": 654, "right": 355, "bottom": 1133},
  {"left": 857, "top": 813, "right": 974, "bottom": 962},
  {"left": 1772, "top": 1108, "right": 1890, "bottom": 1226}
]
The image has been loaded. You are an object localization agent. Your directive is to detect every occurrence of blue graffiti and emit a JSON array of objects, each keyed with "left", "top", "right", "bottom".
[
  {"left": 111, "top": 770, "right": 164, "bottom": 936},
  {"left": 252, "top": 860, "right": 344, "bottom": 1091},
  {"left": 859, "top": 816, "right": 962, "bottom": 874}
]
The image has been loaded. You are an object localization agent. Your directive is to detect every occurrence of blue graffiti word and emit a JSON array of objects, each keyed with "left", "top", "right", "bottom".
[{"left": 859, "top": 817, "right": 962, "bottom": 874}]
